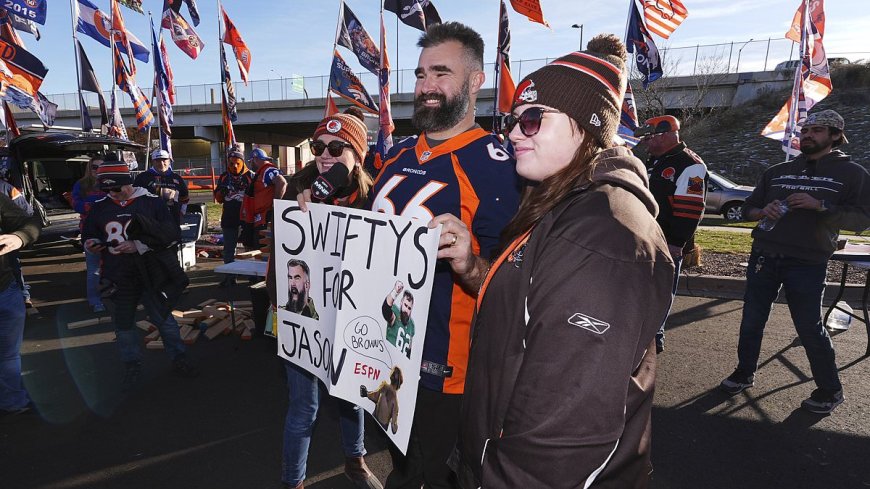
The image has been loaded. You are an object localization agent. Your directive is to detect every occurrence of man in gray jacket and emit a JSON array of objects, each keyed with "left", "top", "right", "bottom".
[
  {"left": 0, "top": 192, "right": 41, "bottom": 415},
  {"left": 720, "top": 110, "right": 870, "bottom": 414}
]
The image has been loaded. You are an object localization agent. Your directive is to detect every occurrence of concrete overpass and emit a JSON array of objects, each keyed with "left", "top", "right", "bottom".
[{"left": 12, "top": 70, "right": 793, "bottom": 168}]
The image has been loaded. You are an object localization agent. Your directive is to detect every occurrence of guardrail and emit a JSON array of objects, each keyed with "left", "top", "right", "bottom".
[{"left": 36, "top": 38, "right": 870, "bottom": 113}]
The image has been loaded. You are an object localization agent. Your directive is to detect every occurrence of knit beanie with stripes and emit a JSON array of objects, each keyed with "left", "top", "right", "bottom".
[
  {"left": 96, "top": 160, "right": 133, "bottom": 189},
  {"left": 511, "top": 34, "right": 628, "bottom": 147}
]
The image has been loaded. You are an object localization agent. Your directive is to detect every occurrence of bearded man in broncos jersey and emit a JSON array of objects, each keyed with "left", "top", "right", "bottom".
[
  {"left": 370, "top": 22, "right": 521, "bottom": 489},
  {"left": 83, "top": 161, "right": 198, "bottom": 391}
]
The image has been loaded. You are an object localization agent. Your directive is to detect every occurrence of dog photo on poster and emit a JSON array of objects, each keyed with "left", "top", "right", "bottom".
[{"left": 274, "top": 200, "right": 440, "bottom": 453}]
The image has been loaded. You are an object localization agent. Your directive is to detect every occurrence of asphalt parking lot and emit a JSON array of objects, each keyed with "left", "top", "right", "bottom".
[{"left": 3, "top": 241, "right": 870, "bottom": 489}]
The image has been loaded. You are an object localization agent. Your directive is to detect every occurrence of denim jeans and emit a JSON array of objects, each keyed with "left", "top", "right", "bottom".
[
  {"left": 0, "top": 281, "right": 29, "bottom": 410},
  {"left": 84, "top": 249, "right": 104, "bottom": 307},
  {"left": 282, "top": 361, "right": 365, "bottom": 486},
  {"left": 9, "top": 251, "right": 29, "bottom": 301},
  {"left": 656, "top": 255, "right": 683, "bottom": 348},
  {"left": 737, "top": 250, "right": 841, "bottom": 391},
  {"left": 222, "top": 227, "right": 239, "bottom": 265},
  {"left": 111, "top": 283, "right": 186, "bottom": 363}
]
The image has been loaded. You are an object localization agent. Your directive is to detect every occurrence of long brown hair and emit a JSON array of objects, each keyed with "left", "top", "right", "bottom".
[
  {"left": 76, "top": 155, "right": 102, "bottom": 195},
  {"left": 500, "top": 125, "right": 603, "bottom": 248}
]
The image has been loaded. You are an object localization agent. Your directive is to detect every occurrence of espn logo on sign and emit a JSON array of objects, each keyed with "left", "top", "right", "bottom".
[{"left": 567, "top": 313, "right": 610, "bottom": 335}]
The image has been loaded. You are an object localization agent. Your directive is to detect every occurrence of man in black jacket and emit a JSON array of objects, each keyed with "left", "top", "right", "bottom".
[
  {"left": 720, "top": 110, "right": 870, "bottom": 414},
  {"left": 83, "top": 161, "right": 198, "bottom": 391},
  {"left": 637, "top": 115, "right": 707, "bottom": 353},
  {"left": 0, "top": 192, "right": 41, "bottom": 415}
]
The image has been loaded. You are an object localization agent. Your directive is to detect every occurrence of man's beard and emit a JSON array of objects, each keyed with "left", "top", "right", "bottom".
[
  {"left": 800, "top": 138, "right": 827, "bottom": 155},
  {"left": 288, "top": 287, "right": 307, "bottom": 313},
  {"left": 400, "top": 310, "right": 411, "bottom": 325},
  {"left": 412, "top": 79, "right": 471, "bottom": 133}
]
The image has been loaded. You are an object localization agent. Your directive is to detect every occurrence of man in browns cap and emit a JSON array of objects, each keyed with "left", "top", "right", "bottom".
[
  {"left": 635, "top": 114, "right": 708, "bottom": 353},
  {"left": 720, "top": 109, "right": 870, "bottom": 415}
]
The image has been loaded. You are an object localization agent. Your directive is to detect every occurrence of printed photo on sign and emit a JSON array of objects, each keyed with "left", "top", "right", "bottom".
[{"left": 274, "top": 201, "right": 440, "bottom": 453}]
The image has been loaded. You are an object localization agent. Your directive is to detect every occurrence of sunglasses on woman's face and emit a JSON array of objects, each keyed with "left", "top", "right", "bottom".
[
  {"left": 310, "top": 140, "right": 353, "bottom": 157},
  {"left": 503, "top": 107, "right": 562, "bottom": 138}
]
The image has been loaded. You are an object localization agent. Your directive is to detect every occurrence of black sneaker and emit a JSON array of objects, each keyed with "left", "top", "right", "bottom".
[
  {"left": 172, "top": 355, "right": 200, "bottom": 378},
  {"left": 801, "top": 388, "right": 844, "bottom": 414},
  {"left": 719, "top": 368, "right": 754, "bottom": 394},
  {"left": 122, "top": 361, "right": 142, "bottom": 392}
]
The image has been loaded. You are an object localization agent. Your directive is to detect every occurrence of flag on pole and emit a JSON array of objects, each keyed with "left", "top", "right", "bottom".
[
  {"left": 75, "top": 0, "right": 150, "bottom": 63},
  {"left": 496, "top": 0, "right": 516, "bottom": 116},
  {"left": 337, "top": 3, "right": 381, "bottom": 76},
  {"left": 641, "top": 0, "right": 688, "bottom": 39},
  {"left": 325, "top": 92, "right": 339, "bottom": 117},
  {"left": 32, "top": 91, "right": 56, "bottom": 129},
  {"left": 509, "top": 0, "right": 548, "bottom": 27},
  {"left": 0, "top": 11, "right": 39, "bottom": 42},
  {"left": 220, "top": 41, "right": 237, "bottom": 122},
  {"left": 221, "top": 89, "right": 236, "bottom": 151},
  {"left": 77, "top": 40, "right": 109, "bottom": 128},
  {"left": 0, "top": 37, "right": 48, "bottom": 98},
  {"left": 165, "top": 0, "right": 200, "bottom": 26},
  {"left": 617, "top": 83, "right": 641, "bottom": 147},
  {"left": 161, "top": 4, "right": 204, "bottom": 59},
  {"left": 329, "top": 50, "right": 378, "bottom": 114},
  {"left": 376, "top": 10, "right": 394, "bottom": 158},
  {"left": 159, "top": 36, "right": 175, "bottom": 104},
  {"left": 107, "top": 90, "right": 129, "bottom": 140},
  {"left": 111, "top": 0, "right": 137, "bottom": 74},
  {"left": 151, "top": 20, "right": 173, "bottom": 137},
  {"left": 117, "top": 0, "right": 143, "bottom": 14},
  {"left": 626, "top": 1, "right": 662, "bottom": 88},
  {"left": 2, "top": 101, "right": 20, "bottom": 138},
  {"left": 787, "top": 0, "right": 825, "bottom": 42},
  {"left": 0, "top": 0, "right": 46, "bottom": 26},
  {"left": 113, "top": 44, "right": 153, "bottom": 132},
  {"left": 383, "top": 0, "right": 442, "bottom": 32},
  {"left": 221, "top": 5, "right": 251, "bottom": 85},
  {"left": 762, "top": 3, "right": 831, "bottom": 155}
]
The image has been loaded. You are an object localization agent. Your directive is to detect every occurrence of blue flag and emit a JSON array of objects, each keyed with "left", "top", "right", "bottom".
[
  {"left": 336, "top": 3, "right": 380, "bottom": 76},
  {"left": 151, "top": 20, "right": 173, "bottom": 134},
  {"left": 626, "top": 1, "right": 662, "bottom": 89},
  {"left": 0, "top": 0, "right": 46, "bottom": 26},
  {"left": 329, "top": 50, "right": 378, "bottom": 114}
]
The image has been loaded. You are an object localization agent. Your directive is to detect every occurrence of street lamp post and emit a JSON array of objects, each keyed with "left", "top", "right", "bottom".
[
  {"left": 270, "top": 69, "right": 285, "bottom": 100},
  {"left": 735, "top": 38, "right": 754, "bottom": 74},
  {"left": 571, "top": 23, "right": 584, "bottom": 50}
]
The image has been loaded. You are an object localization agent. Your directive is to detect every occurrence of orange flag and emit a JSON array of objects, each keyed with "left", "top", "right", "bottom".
[{"left": 509, "top": 0, "right": 549, "bottom": 27}]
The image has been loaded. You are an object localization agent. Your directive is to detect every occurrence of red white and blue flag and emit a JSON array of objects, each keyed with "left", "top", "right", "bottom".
[
  {"left": 151, "top": 21, "right": 173, "bottom": 139},
  {"left": 162, "top": 3, "right": 203, "bottom": 59},
  {"left": 76, "top": 0, "right": 150, "bottom": 63}
]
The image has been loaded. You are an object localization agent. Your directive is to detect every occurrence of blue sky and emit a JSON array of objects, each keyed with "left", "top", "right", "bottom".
[{"left": 33, "top": 0, "right": 870, "bottom": 97}]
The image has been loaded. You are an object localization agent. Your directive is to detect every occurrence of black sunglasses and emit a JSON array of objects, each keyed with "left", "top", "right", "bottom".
[
  {"left": 310, "top": 140, "right": 354, "bottom": 157},
  {"left": 503, "top": 107, "right": 562, "bottom": 137},
  {"left": 106, "top": 187, "right": 123, "bottom": 193}
]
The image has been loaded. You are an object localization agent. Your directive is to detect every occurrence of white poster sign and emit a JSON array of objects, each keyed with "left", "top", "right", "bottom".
[{"left": 274, "top": 200, "right": 441, "bottom": 453}]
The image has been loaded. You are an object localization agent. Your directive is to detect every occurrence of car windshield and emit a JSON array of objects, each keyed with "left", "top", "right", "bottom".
[{"left": 710, "top": 172, "right": 739, "bottom": 188}]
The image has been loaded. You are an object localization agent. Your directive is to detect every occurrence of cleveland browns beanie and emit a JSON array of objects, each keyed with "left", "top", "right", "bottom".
[{"left": 512, "top": 34, "right": 628, "bottom": 147}]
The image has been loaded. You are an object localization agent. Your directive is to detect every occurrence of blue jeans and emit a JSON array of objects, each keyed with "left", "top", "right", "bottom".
[
  {"left": 222, "top": 227, "right": 239, "bottom": 265},
  {"left": 737, "top": 250, "right": 841, "bottom": 391},
  {"left": 282, "top": 361, "right": 365, "bottom": 486},
  {"left": 111, "top": 283, "right": 186, "bottom": 363},
  {"left": 656, "top": 255, "right": 683, "bottom": 348},
  {"left": 84, "top": 249, "right": 104, "bottom": 307},
  {"left": 0, "top": 281, "right": 29, "bottom": 410}
]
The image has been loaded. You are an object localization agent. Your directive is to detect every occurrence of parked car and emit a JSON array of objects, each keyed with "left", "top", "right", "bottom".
[
  {"left": 775, "top": 57, "right": 850, "bottom": 72},
  {"left": 706, "top": 171, "right": 754, "bottom": 221}
]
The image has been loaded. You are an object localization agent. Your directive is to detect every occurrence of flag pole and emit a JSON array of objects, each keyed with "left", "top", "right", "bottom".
[
  {"left": 69, "top": 0, "right": 88, "bottom": 132},
  {"left": 148, "top": 11, "right": 160, "bottom": 155},
  {"left": 326, "top": 0, "right": 345, "bottom": 111},
  {"left": 783, "top": 0, "right": 810, "bottom": 162},
  {"left": 109, "top": 0, "right": 119, "bottom": 134},
  {"left": 492, "top": 1, "right": 503, "bottom": 134},
  {"left": 217, "top": 0, "right": 228, "bottom": 157},
  {"left": 395, "top": 14, "right": 399, "bottom": 95}
]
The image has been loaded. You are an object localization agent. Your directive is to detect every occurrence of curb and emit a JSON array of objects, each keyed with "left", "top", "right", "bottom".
[{"left": 677, "top": 273, "right": 868, "bottom": 307}]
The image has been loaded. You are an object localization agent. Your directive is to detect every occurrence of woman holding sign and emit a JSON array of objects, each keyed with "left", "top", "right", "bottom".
[
  {"left": 434, "top": 36, "right": 675, "bottom": 487},
  {"left": 268, "top": 108, "right": 381, "bottom": 489}
]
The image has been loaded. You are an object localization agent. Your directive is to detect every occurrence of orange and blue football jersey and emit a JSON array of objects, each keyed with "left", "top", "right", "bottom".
[{"left": 371, "top": 128, "right": 521, "bottom": 393}]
